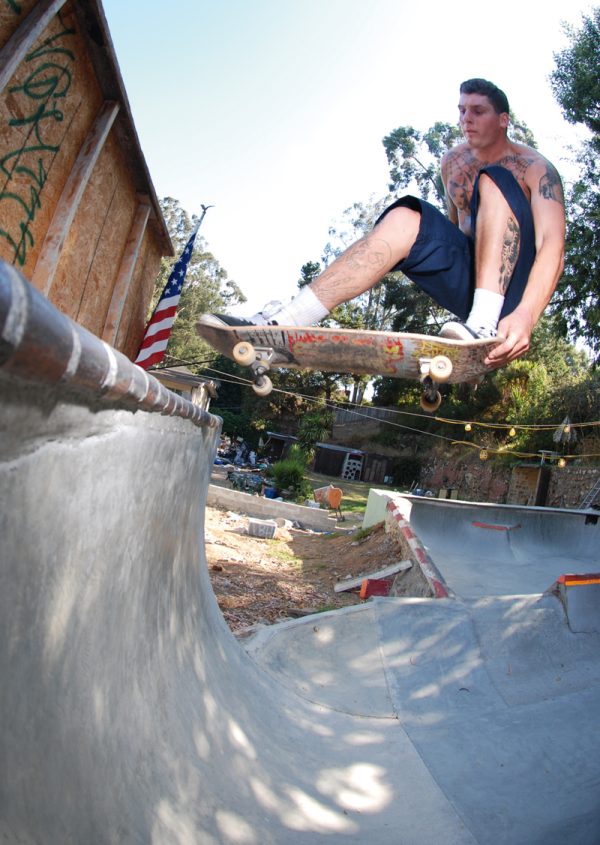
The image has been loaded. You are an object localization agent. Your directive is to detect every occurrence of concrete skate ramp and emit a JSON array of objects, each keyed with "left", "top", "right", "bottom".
[
  {"left": 2, "top": 267, "right": 600, "bottom": 844},
  {"left": 403, "top": 496, "right": 600, "bottom": 598}
]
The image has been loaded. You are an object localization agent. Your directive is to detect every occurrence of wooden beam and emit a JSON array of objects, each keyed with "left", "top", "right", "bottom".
[
  {"left": 32, "top": 100, "right": 120, "bottom": 296},
  {"left": 0, "top": 0, "right": 68, "bottom": 96},
  {"left": 101, "top": 196, "right": 151, "bottom": 346}
]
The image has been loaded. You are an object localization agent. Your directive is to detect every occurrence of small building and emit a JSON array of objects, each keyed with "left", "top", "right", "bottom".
[
  {"left": 313, "top": 444, "right": 364, "bottom": 480},
  {"left": 262, "top": 432, "right": 299, "bottom": 461},
  {"left": 0, "top": 0, "right": 172, "bottom": 360},
  {"left": 508, "top": 462, "right": 552, "bottom": 506},
  {"left": 313, "top": 443, "right": 393, "bottom": 484},
  {"left": 153, "top": 367, "right": 217, "bottom": 412}
]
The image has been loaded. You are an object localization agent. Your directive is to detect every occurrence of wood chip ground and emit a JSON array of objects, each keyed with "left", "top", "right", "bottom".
[{"left": 205, "top": 506, "right": 404, "bottom": 636}]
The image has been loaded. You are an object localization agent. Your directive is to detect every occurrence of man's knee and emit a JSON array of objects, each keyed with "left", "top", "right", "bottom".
[
  {"left": 477, "top": 173, "right": 519, "bottom": 236},
  {"left": 478, "top": 172, "right": 514, "bottom": 211},
  {"left": 374, "top": 205, "right": 421, "bottom": 248},
  {"left": 479, "top": 171, "right": 503, "bottom": 198}
]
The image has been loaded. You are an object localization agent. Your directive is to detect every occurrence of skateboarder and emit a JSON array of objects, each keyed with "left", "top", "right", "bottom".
[{"left": 205, "top": 78, "right": 565, "bottom": 369}]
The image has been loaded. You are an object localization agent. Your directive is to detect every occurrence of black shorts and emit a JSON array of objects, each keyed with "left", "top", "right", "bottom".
[{"left": 375, "top": 165, "right": 536, "bottom": 321}]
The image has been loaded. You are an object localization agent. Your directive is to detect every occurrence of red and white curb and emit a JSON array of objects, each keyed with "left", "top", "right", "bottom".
[{"left": 386, "top": 499, "right": 450, "bottom": 599}]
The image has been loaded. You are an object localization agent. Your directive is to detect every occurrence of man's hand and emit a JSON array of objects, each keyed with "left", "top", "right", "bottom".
[{"left": 485, "top": 305, "right": 535, "bottom": 368}]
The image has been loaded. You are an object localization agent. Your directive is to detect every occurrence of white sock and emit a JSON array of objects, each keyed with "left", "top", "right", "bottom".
[
  {"left": 466, "top": 289, "right": 504, "bottom": 336},
  {"left": 256, "top": 286, "right": 329, "bottom": 326}
]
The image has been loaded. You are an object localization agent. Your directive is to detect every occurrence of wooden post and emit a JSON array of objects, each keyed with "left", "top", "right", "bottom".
[
  {"left": 101, "top": 196, "right": 152, "bottom": 345},
  {"left": 32, "top": 100, "right": 120, "bottom": 296},
  {"left": 0, "top": 0, "right": 68, "bottom": 95}
]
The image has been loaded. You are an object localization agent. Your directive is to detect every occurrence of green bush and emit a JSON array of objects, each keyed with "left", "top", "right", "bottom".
[
  {"left": 267, "top": 454, "right": 312, "bottom": 502},
  {"left": 287, "top": 443, "right": 310, "bottom": 465}
]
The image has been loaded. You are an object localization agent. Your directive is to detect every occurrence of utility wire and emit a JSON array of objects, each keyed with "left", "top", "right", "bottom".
[{"left": 150, "top": 353, "right": 600, "bottom": 460}]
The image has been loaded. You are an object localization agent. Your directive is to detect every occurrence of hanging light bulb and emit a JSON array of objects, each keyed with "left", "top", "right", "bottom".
[
  {"left": 558, "top": 457, "right": 566, "bottom": 468},
  {"left": 563, "top": 424, "right": 571, "bottom": 435},
  {"left": 479, "top": 449, "right": 488, "bottom": 461},
  {"left": 465, "top": 423, "right": 472, "bottom": 432},
  {"left": 509, "top": 427, "right": 516, "bottom": 437}
]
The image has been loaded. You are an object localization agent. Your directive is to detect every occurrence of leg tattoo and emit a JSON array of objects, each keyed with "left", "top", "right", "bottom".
[
  {"left": 499, "top": 217, "right": 520, "bottom": 294},
  {"left": 344, "top": 236, "right": 393, "bottom": 273},
  {"left": 315, "top": 234, "right": 394, "bottom": 300}
]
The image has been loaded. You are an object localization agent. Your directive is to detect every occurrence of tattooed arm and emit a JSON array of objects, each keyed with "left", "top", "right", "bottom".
[{"left": 487, "top": 157, "right": 565, "bottom": 366}]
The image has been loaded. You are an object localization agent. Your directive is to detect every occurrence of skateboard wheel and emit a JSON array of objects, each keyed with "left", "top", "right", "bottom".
[
  {"left": 420, "top": 390, "right": 442, "bottom": 413},
  {"left": 429, "top": 355, "right": 453, "bottom": 382},
  {"left": 252, "top": 375, "right": 273, "bottom": 397},
  {"left": 233, "top": 341, "right": 256, "bottom": 366}
]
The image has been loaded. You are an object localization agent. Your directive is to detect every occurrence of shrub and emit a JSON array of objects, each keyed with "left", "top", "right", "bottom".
[{"left": 267, "top": 454, "right": 312, "bottom": 501}]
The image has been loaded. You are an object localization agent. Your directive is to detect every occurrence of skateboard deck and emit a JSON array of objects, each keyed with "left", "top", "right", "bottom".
[{"left": 196, "top": 318, "right": 502, "bottom": 411}]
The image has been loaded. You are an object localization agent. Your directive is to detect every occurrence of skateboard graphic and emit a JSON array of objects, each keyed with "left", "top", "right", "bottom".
[{"left": 196, "top": 320, "right": 502, "bottom": 412}]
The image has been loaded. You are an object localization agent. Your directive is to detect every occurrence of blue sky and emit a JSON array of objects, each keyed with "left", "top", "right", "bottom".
[{"left": 102, "top": 0, "right": 593, "bottom": 313}]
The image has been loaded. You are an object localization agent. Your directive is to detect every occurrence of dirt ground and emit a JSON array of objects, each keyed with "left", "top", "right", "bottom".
[{"left": 204, "top": 505, "right": 406, "bottom": 636}]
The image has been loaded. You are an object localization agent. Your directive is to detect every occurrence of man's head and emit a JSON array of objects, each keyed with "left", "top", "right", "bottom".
[
  {"left": 458, "top": 79, "right": 510, "bottom": 150},
  {"left": 460, "top": 78, "right": 509, "bottom": 116}
]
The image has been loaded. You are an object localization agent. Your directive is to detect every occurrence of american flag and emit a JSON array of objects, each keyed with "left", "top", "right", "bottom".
[{"left": 134, "top": 222, "right": 200, "bottom": 369}]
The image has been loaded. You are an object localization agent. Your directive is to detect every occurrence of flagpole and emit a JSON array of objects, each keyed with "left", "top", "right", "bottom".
[
  {"left": 134, "top": 205, "right": 214, "bottom": 369},
  {"left": 197, "top": 204, "right": 214, "bottom": 227}
]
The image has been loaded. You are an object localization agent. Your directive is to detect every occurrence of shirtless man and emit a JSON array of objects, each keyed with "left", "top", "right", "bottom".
[{"left": 205, "top": 78, "right": 565, "bottom": 368}]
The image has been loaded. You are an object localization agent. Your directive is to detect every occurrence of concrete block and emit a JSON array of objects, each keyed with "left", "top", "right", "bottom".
[
  {"left": 363, "top": 488, "right": 399, "bottom": 529},
  {"left": 248, "top": 518, "right": 277, "bottom": 539}
]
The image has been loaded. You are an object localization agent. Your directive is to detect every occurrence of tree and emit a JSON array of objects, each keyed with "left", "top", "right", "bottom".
[
  {"left": 297, "top": 407, "right": 334, "bottom": 456},
  {"left": 208, "top": 351, "right": 345, "bottom": 449},
  {"left": 383, "top": 121, "right": 462, "bottom": 204},
  {"left": 549, "top": 8, "right": 600, "bottom": 357},
  {"left": 550, "top": 9, "right": 600, "bottom": 134},
  {"left": 383, "top": 117, "right": 536, "bottom": 206}
]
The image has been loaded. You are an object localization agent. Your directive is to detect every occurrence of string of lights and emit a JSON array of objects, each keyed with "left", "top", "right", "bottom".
[{"left": 152, "top": 353, "right": 600, "bottom": 465}]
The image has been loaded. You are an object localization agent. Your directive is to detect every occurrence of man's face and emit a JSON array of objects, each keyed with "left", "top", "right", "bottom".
[{"left": 458, "top": 92, "right": 509, "bottom": 149}]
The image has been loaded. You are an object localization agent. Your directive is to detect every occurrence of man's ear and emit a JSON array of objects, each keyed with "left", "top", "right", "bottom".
[{"left": 500, "top": 112, "right": 510, "bottom": 130}]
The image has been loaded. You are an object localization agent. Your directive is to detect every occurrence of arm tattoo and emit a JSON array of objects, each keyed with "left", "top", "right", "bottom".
[
  {"left": 539, "top": 165, "right": 564, "bottom": 205},
  {"left": 499, "top": 217, "right": 520, "bottom": 294}
]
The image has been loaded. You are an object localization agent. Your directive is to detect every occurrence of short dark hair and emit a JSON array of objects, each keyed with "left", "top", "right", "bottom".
[{"left": 460, "top": 78, "right": 509, "bottom": 115}]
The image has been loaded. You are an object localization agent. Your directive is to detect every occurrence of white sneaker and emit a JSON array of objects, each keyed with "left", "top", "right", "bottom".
[
  {"left": 249, "top": 300, "right": 284, "bottom": 324},
  {"left": 199, "top": 301, "right": 283, "bottom": 329},
  {"left": 202, "top": 288, "right": 329, "bottom": 330},
  {"left": 440, "top": 321, "right": 496, "bottom": 341}
]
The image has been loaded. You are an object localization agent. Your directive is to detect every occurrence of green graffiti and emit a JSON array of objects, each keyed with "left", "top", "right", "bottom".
[
  {"left": 0, "top": 13, "right": 76, "bottom": 265},
  {"left": 5, "top": 1, "right": 22, "bottom": 14},
  {"left": 26, "top": 22, "right": 76, "bottom": 63},
  {"left": 10, "top": 61, "right": 73, "bottom": 100}
]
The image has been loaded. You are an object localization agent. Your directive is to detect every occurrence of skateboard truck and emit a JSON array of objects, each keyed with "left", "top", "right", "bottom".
[
  {"left": 418, "top": 355, "right": 452, "bottom": 412},
  {"left": 232, "top": 341, "right": 275, "bottom": 396},
  {"left": 233, "top": 340, "right": 453, "bottom": 410}
]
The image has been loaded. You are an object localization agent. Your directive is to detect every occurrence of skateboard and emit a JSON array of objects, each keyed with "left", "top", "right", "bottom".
[{"left": 196, "top": 319, "right": 502, "bottom": 412}]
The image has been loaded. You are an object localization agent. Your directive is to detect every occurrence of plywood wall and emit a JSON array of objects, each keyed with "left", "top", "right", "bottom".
[{"left": 0, "top": 0, "right": 172, "bottom": 358}]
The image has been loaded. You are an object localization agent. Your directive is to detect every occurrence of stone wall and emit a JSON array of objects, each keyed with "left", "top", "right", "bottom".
[
  {"left": 546, "top": 466, "right": 600, "bottom": 509},
  {"left": 419, "top": 450, "right": 600, "bottom": 509},
  {"left": 419, "top": 452, "right": 512, "bottom": 503}
]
